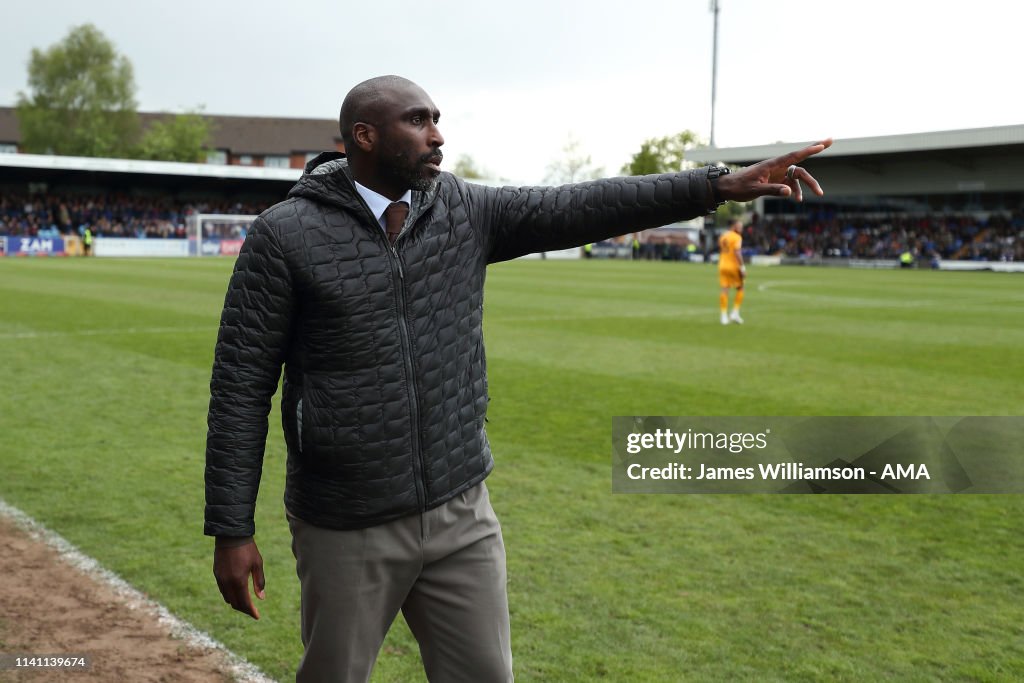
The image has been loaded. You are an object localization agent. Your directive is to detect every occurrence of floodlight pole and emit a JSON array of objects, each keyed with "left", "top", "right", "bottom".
[{"left": 709, "top": 0, "right": 720, "bottom": 148}]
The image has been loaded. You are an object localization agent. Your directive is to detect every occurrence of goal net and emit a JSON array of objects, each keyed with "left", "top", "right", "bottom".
[{"left": 187, "top": 213, "right": 259, "bottom": 257}]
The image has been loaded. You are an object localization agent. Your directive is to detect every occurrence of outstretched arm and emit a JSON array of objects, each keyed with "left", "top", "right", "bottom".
[
  {"left": 464, "top": 139, "right": 832, "bottom": 263},
  {"left": 715, "top": 138, "right": 833, "bottom": 203},
  {"left": 465, "top": 170, "right": 720, "bottom": 264}
]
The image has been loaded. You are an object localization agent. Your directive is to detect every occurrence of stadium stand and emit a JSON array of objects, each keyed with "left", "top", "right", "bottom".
[
  {"left": 1, "top": 124, "right": 1022, "bottom": 264},
  {"left": 746, "top": 210, "right": 1024, "bottom": 262},
  {"left": 3, "top": 188, "right": 1017, "bottom": 264},
  {"left": 688, "top": 125, "right": 1024, "bottom": 265},
  {"left": 0, "top": 191, "right": 265, "bottom": 238},
  {"left": 0, "top": 153, "right": 293, "bottom": 255}
]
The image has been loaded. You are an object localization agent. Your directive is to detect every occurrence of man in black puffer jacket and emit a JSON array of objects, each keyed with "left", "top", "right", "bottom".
[{"left": 206, "top": 74, "right": 831, "bottom": 682}]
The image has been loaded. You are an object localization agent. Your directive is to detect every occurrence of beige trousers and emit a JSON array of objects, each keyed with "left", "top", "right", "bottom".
[{"left": 288, "top": 482, "right": 513, "bottom": 683}]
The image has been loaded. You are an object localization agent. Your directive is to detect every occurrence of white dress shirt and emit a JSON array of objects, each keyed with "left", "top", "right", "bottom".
[{"left": 353, "top": 180, "right": 412, "bottom": 232}]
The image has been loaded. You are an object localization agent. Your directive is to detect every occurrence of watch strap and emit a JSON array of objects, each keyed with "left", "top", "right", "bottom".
[{"left": 707, "top": 165, "right": 730, "bottom": 207}]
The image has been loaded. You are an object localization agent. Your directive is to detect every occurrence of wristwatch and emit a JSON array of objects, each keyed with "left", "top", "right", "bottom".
[{"left": 706, "top": 165, "right": 731, "bottom": 211}]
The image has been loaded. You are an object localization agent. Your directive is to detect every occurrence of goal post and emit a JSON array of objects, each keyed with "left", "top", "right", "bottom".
[{"left": 187, "top": 213, "right": 259, "bottom": 257}]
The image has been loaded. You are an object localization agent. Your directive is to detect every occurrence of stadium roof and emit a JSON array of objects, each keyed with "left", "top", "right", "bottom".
[
  {"left": 686, "top": 124, "right": 1024, "bottom": 165},
  {"left": 0, "top": 151, "right": 300, "bottom": 197},
  {"left": 685, "top": 124, "right": 1024, "bottom": 200},
  {"left": 0, "top": 152, "right": 301, "bottom": 181},
  {"left": 0, "top": 151, "right": 507, "bottom": 193}
]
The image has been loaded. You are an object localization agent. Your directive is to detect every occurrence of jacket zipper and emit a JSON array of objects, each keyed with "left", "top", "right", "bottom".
[
  {"left": 350, "top": 187, "right": 428, "bottom": 513},
  {"left": 295, "top": 397, "right": 303, "bottom": 454},
  {"left": 389, "top": 230, "right": 427, "bottom": 513}
]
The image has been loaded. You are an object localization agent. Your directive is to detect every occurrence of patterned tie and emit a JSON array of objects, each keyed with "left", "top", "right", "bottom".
[{"left": 383, "top": 201, "right": 409, "bottom": 246}]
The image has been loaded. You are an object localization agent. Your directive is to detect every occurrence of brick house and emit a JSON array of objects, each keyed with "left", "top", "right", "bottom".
[{"left": 0, "top": 107, "right": 344, "bottom": 169}]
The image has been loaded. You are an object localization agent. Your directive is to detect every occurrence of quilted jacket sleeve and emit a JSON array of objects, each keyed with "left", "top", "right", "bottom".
[
  {"left": 464, "top": 168, "right": 718, "bottom": 263},
  {"left": 204, "top": 217, "right": 293, "bottom": 537}
]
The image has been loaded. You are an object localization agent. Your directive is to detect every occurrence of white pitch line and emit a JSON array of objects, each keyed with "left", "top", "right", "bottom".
[
  {"left": 756, "top": 280, "right": 802, "bottom": 292},
  {"left": 494, "top": 309, "right": 708, "bottom": 323},
  {"left": 0, "top": 326, "right": 211, "bottom": 340},
  {"left": 0, "top": 498, "right": 276, "bottom": 683}
]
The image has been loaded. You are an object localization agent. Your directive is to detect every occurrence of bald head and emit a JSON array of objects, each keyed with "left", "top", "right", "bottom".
[
  {"left": 339, "top": 75, "right": 421, "bottom": 147},
  {"left": 337, "top": 75, "right": 445, "bottom": 199}
]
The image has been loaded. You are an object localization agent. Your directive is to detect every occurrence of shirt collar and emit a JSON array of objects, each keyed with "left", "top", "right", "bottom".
[{"left": 353, "top": 180, "right": 412, "bottom": 228}]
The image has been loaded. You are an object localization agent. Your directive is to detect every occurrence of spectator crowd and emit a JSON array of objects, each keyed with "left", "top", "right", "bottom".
[
  {"left": 0, "top": 191, "right": 269, "bottom": 240},
  {"left": 2, "top": 189, "right": 1022, "bottom": 262},
  {"left": 745, "top": 211, "right": 1024, "bottom": 262}
]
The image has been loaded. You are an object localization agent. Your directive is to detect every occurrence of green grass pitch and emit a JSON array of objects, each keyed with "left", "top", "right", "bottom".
[{"left": 1, "top": 256, "right": 1022, "bottom": 682}]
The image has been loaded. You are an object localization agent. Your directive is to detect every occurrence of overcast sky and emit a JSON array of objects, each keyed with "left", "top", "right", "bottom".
[{"left": 3, "top": 0, "right": 1022, "bottom": 183}]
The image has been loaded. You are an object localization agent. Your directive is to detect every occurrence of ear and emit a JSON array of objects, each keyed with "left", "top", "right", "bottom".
[{"left": 353, "top": 122, "right": 376, "bottom": 153}]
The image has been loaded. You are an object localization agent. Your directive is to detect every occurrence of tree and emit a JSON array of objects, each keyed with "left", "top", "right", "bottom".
[
  {"left": 134, "top": 111, "right": 212, "bottom": 163},
  {"left": 16, "top": 24, "right": 141, "bottom": 157},
  {"left": 712, "top": 194, "right": 748, "bottom": 226},
  {"left": 452, "top": 154, "right": 486, "bottom": 179},
  {"left": 623, "top": 131, "right": 750, "bottom": 226},
  {"left": 621, "top": 130, "right": 703, "bottom": 176},
  {"left": 544, "top": 136, "right": 604, "bottom": 184}
]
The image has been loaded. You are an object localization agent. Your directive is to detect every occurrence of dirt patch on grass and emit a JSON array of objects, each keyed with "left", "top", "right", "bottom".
[{"left": 0, "top": 515, "right": 246, "bottom": 683}]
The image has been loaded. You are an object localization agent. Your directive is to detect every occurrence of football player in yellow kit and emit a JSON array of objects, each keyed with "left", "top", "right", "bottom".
[{"left": 718, "top": 219, "right": 745, "bottom": 324}]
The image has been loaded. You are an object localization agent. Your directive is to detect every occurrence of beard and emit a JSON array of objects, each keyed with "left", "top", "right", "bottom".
[{"left": 382, "top": 146, "right": 443, "bottom": 193}]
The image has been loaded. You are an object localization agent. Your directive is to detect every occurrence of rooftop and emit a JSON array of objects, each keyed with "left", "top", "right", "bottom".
[{"left": 686, "top": 124, "right": 1024, "bottom": 164}]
